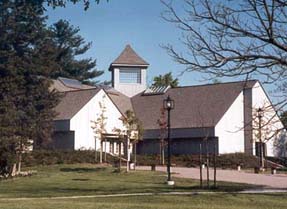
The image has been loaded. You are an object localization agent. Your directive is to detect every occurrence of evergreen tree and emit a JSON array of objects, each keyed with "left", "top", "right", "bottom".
[
  {"left": 280, "top": 111, "right": 287, "bottom": 129},
  {"left": 0, "top": 0, "right": 59, "bottom": 175},
  {"left": 152, "top": 72, "right": 179, "bottom": 88},
  {"left": 48, "top": 19, "right": 104, "bottom": 85}
]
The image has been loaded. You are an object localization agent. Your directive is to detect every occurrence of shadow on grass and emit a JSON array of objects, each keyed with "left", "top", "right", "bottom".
[
  {"left": 72, "top": 178, "right": 90, "bottom": 181},
  {"left": 60, "top": 167, "right": 107, "bottom": 173}
]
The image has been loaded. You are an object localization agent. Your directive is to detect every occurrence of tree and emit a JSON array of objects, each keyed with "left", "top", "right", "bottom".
[
  {"left": 114, "top": 110, "right": 143, "bottom": 172},
  {"left": 161, "top": 0, "right": 287, "bottom": 106},
  {"left": 120, "top": 110, "right": 143, "bottom": 172},
  {"left": 280, "top": 111, "right": 287, "bottom": 129},
  {"left": 91, "top": 95, "right": 107, "bottom": 164},
  {"left": 48, "top": 19, "right": 104, "bottom": 85},
  {"left": 157, "top": 107, "right": 167, "bottom": 165},
  {"left": 152, "top": 72, "right": 179, "bottom": 88},
  {"left": 0, "top": 0, "right": 59, "bottom": 176}
]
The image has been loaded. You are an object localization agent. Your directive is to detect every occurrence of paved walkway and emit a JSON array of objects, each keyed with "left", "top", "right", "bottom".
[
  {"left": 137, "top": 166, "right": 287, "bottom": 189},
  {"left": 1, "top": 190, "right": 287, "bottom": 201}
]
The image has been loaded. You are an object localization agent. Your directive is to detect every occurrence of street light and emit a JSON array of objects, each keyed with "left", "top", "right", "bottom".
[
  {"left": 257, "top": 108, "right": 264, "bottom": 170},
  {"left": 163, "top": 95, "right": 175, "bottom": 185}
]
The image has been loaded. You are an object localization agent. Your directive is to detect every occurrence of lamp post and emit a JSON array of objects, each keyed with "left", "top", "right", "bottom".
[
  {"left": 163, "top": 95, "right": 175, "bottom": 185},
  {"left": 257, "top": 108, "right": 264, "bottom": 170}
]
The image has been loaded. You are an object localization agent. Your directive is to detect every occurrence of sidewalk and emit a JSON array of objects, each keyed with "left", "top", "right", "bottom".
[{"left": 137, "top": 166, "right": 287, "bottom": 189}]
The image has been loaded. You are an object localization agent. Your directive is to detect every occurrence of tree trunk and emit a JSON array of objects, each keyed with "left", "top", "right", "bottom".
[
  {"left": 161, "top": 141, "right": 165, "bottom": 165},
  {"left": 11, "top": 163, "right": 17, "bottom": 177},
  {"left": 95, "top": 138, "right": 97, "bottom": 163},
  {"left": 104, "top": 137, "right": 107, "bottom": 163},
  {"left": 119, "top": 142, "right": 122, "bottom": 172},
  {"left": 126, "top": 137, "right": 130, "bottom": 173},
  {"left": 134, "top": 142, "right": 137, "bottom": 165},
  {"left": 199, "top": 143, "right": 203, "bottom": 188},
  {"left": 100, "top": 140, "right": 103, "bottom": 164},
  {"left": 206, "top": 140, "right": 210, "bottom": 188},
  {"left": 213, "top": 144, "right": 217, "bottom": 188},
  {"left": 18, "top": 153, "right": 22, "bottom": 173}
]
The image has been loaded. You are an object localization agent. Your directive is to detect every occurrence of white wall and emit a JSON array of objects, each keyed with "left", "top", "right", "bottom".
[
  {"left": 70, "top": 90, "right": 126, "bottom": 150},
  {"left": 113, "top": 68, "right": 147, "bottom": 97},
  {"left": 215, "top": 92, "right": 245, "bottom": 154},
  {"left": 251, "top": 82, "right": 286, "bottom": 157}
]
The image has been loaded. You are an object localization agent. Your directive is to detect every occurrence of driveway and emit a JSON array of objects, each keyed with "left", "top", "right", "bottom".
[{"left": 137, "top": 166, "right": 287, "bottom": 189}]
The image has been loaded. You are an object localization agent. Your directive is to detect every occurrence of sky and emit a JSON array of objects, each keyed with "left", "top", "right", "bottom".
[
  {"left": 45, "top": 0, "right": 207, "bottom": 86},
  {"left": 45, "top": 0, "right": 277, "bottom": 100}
]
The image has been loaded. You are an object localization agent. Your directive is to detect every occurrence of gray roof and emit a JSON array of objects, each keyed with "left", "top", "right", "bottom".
[
  {"left": 54, "top": 88, "right": 101, "bottom": 120},
  {"left": 131, "top": 80, "right": 257, "bottom": 130},
  {"left": 105, "top": 88, "right": 133, "bottom": 116},
  {"left": 51, "top": 78, "right": 94, "bottom": 92},
  {"left": 109, "top": 45, "right": 149, "bottom": 70}
]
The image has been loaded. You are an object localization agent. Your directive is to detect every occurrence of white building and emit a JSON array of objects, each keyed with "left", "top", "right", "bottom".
[{"left": 52, "top": 45, "right": 287, "bottom": 157}]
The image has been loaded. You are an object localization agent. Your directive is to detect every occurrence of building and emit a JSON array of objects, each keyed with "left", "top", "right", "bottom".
[{"left": 51, "top": 45, "right": 287, "bottom": 157}]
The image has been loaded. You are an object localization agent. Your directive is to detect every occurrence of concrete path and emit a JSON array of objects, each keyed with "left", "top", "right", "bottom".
[
  {"left": 137, "top": 166, "right": 287, "bottom": 189},
  {"left": 1, "top": 190, "right": 287, "bottom": 202}
]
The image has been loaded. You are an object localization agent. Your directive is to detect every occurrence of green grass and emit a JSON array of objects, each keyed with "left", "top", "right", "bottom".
[
  {"left": 0, "top": 164, "right": 285, "bottom": 209},
  {"left": 0, "top": 164, "right": 252, "bottom": 198},
  {"left": 0, "top": 194, "right": 287, "bottom": 209}
]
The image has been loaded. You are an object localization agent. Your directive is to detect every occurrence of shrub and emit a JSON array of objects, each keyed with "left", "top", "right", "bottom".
[{"left": 135, "top": 153, "right": 261, "bottom": 169}]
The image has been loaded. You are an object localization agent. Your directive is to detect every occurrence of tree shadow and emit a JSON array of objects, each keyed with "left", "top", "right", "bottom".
[
  {"left": 60, "top": 167, "right": 107, "bottom": 173},
  {"left": 72, "top": 178, "right": 90, "bottom": 181}
]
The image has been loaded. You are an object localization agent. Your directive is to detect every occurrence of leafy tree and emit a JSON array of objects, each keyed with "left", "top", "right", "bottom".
[
  {"left": 0, "top": 0, "right": 106, "bottom": 177},
  {"left": 280, "top": 111, "right": 287, "bottom": 129},
  {"left": 152, "top": 72, "right": 179, "bottom": 88},
  {"left": 0, "top": 0, "right": 59, "bottom": 176},
  {"left": 48, "top": 19, "right": 104, "bottom": 85}
]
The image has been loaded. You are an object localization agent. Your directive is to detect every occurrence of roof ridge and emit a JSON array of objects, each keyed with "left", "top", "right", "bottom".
[
  {"left": 63, "top": 87, "right": 98, "bottom": 93},
  {"left": 171, "top": 79, "right": 258, "bottom": 89}
]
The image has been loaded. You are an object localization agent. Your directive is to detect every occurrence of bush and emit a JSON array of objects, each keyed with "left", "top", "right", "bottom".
[
  {"left": 22, "top": 150, "right": 97, "bottom": 167},
  {"left": 135, "top": 153, "right": 261, "bottom": 169}
]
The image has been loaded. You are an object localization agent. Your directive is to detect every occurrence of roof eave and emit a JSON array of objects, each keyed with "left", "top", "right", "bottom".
[{"left": 109, "top": 63, "right": 149, "bottom": 71}]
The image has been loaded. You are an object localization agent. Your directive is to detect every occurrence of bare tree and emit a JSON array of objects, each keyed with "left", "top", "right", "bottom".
[
  {"left": 161, "top": 0, "right": 287, "bottom": 107},
  {"left": 91, "top": 95, "right": 107, "bottom": 164},
  {"left": 157, "top": 107, "right": 167, "bottom": 165}
]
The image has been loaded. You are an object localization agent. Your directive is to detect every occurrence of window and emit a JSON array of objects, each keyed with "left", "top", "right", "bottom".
[
  {"left": 119, "top": 68, "right": 141, "bottom": 84},
  {"left": 109, "top": 142, "right": 114, "bottom": 154}
]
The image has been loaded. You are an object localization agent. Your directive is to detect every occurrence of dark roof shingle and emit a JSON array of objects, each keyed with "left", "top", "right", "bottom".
[
  {"left": 54, "top": 88, "right": 101, "bottom": 120},
  {"left": 131, "top": 80, "right": 257, "bottom": 130},
  {"left": 109, "top": 45, "right": 149, "bottom": 70}
]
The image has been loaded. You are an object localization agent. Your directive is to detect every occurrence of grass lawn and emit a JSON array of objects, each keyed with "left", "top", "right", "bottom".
[
  {"left": 0, "top": 164, "right": 251, "bottom": 198},
  {"left": 0, "top": 194, "right": 287, "bottom": 209},
  {"left": 0, "top": 163, "right": 286, "bottom": 209}
]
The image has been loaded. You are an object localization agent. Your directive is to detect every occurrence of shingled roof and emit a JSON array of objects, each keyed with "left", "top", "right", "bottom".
[
  {"left": 109, "top": 45, "right": 149, "bottom": 70},
  {"left": 131, "top": 80, "right": 257, "bottom": 130},
  {"left": 54, "top": 88, "right": 101, "bottom": 120}
]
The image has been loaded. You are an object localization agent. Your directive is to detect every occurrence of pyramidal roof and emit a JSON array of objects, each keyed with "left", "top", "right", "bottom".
[{"left": 109, "top": 45, "right": 149, "bottom": 70}]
